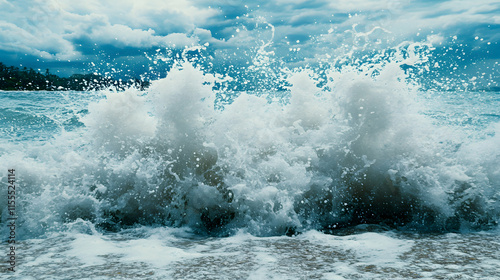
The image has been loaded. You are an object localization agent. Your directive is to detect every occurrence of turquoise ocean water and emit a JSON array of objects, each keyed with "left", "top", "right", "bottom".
[{"left": 1, "top": 1, "right": 500, "bottom": 278}]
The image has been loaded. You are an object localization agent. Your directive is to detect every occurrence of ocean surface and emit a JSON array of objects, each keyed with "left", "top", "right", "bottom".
[
  {"left": 2, "top": 1, "right": 500, "bottom": 279},
  {"left": 1, "top": 72, "right": 499, "bottom": 279}
]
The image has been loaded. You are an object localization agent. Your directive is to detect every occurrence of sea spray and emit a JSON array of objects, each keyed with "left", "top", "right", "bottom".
[{"left": 1, "top": 43, "right": 499, "bottom": 238}]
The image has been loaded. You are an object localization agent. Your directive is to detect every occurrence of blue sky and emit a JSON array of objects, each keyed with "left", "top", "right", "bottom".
[{"left": 0, "top": 0, "right": 498, "bottom": 88}]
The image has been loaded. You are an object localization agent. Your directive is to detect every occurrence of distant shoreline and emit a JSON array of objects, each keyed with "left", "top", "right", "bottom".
[{"left": 0, "top": 62, "right": 149, "bottom": 91}]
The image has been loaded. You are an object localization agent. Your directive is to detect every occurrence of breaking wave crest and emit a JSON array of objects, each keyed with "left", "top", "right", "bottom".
[{"left": 1, "top": 43, "right": 500, "bottom": 238}]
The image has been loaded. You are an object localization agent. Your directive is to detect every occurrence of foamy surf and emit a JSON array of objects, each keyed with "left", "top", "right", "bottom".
[
  {"left": 1, "top": 55, "right": 499, "bottom": 238},
  {"left": 1, "top": 222, "right": 499, "bottom": 279},
  {"left": 1, "top": 2, "right": 499, "bottom": 278}
]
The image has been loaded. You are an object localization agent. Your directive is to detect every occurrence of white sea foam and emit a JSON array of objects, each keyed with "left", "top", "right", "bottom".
[
  {"left": 9, "top": 226, "right": 499, "bottom": 279},
  {"left": 0, "top": 44, "right": 499, "bottom": 238},
  {"left": 0, "top": 2, "right": 499, "bottom": 280}
]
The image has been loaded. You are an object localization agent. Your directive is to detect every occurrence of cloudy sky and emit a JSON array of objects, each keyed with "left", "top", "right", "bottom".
[{"left": 0, "top": 0, "right": 499, "bottom": 87}]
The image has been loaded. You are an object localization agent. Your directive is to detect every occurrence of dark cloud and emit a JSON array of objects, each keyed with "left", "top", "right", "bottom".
[{"left": 0, "top": 0, "right": 497, "bottom": 83}]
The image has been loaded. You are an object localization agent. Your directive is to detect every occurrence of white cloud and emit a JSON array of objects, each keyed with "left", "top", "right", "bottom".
[
  {"left": 163, "top": 33, "right": 199, "bottom": 47},
  {"left": 326, "top": 0, "right": 400, "bottom": 12},
  {"left": 0, "top": 19, "right": 79, "bottom": 60},
  {"left": 0, "top": 0, "right": 219, "bottom": 60},
  {"left": 0, "top": 0, "right": 497, "bottom": 76},
  {"left": 58, "top": 0, "right": 218, "bottom": 34},
  {"left": 79, "top": 24, "right": 158, "bottom": 48}
]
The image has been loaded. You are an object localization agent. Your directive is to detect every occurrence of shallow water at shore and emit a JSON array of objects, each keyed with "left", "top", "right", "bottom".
[{"left": 1, "top": 224, "right": 499, "bottom": 279}]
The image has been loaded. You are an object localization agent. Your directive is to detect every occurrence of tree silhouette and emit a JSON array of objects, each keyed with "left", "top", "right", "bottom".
[{"left": 0, "top": 62, "right": 149, "bottom": 91}]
